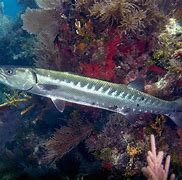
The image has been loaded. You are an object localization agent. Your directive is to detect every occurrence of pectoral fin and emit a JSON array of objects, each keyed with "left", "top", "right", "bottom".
[{"left": 51, "top": 98, "right": 65, "bottom": 112}]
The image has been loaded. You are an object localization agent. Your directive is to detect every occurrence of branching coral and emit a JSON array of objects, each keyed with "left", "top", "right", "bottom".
[
  {"left": 42, "top": 116, "right": 93, "bottom": 163},
  {"left": 142, "top": 135, "right": 175, "bottom": 180}
]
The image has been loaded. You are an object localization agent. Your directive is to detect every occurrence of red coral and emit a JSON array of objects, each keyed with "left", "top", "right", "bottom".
[
  {"left": 119, "top": 38, "right": 150, "bottom": 56},
  {"left": 147, "top": 65, "right": 166, "bottom": 74},
  {"left": 102, "top": 162, "right": 113, "bottom": 170},
  {"left": 80, "top": 35, "right": 121, "bottom": 80}
]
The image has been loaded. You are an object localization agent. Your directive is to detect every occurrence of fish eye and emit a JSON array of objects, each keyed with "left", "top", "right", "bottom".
[{"left": 4, "top": 68, "right": 15, "bottom": 76}]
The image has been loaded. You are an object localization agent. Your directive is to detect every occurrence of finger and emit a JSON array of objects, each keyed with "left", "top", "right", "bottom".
[
  {"left": 165, "top": 155, "right": 171, "bottom": 174},
  {"left": 170, "top": 174, "right": 175, "bottom": 180},
  {"left": 147, "top": 166, "right": 156, "bottom": 178},
  {"left": 151, "top": 134, "right": 157, "bottom": 158},
  {"left": 148, "top": 151, "right": 155, "bottom": 161},
  {"left": 157, "top": 151, "right": 164, "bottom": 166},
  {"left": 148, "top": 150, "right": 156, "bottom": 167},
  {"left": 147, "top": 155, "right": 154, "bottom": 168},
  {"left": 163, "top": 155, "right": 171, "bottom": 180},
  {"left": 148, "top": 151, "right": 153, "bottom": 157}
]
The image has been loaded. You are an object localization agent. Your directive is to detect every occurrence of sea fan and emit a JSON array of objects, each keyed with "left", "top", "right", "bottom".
[
  {"left": 42, "top": 119, "right": 93, "bottom": 163},
  {"left": 21, "top": 8, "right": 57, "bottom": 35}
]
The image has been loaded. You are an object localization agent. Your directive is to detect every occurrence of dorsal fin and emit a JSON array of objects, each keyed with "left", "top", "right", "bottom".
[{"left": 128, "top": 77, "right": 144, "bottom": 92}]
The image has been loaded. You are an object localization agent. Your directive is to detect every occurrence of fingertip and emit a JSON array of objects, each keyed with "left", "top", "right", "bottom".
[{"left": 170, "top": 174, "right": 175, "bottom": 180}]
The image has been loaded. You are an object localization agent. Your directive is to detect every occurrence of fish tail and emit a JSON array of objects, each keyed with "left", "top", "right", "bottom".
[{"left": 168, "top": 98, "right": 182, "bottom": 127}]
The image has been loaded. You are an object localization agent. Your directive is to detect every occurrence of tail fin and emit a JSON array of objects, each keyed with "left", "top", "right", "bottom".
[{"left": 168, "top": 98, "right": 182, "bottom": 127}]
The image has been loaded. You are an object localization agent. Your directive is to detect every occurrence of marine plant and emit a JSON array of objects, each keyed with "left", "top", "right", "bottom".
[
  {"left": 42, "top": 111, "right": 93, "bottom": 163},
  {"left": 89, "top": 0, "right": 168, "bottom": 33},
  {"left": 89, "top": 0, "right": 138, "bottom": 25}
]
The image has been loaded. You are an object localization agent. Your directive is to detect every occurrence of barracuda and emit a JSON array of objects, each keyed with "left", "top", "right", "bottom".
[{"left": 0, "top": 67, "right": 181, "bottom": 127}]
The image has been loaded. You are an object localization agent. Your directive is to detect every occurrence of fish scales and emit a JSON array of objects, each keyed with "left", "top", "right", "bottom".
[
  {"left": 0, "top": 67, "right": 181, "bottom": 127},
  {"left": 34, "top": 69, "right": 171, "bottom": 114}
]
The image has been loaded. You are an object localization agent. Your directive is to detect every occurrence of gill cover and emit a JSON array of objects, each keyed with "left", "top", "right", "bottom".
[{"left": 0, "top": 67, "right": 37, "bottom": 91}]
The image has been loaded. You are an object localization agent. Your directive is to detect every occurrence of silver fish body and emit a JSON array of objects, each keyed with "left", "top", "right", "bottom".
[
  {"left": 0, "top": 67, "right": 181, "bottom": 127},
  {"left": 31, "top": 69, "right": 173, "bottom": 115}
]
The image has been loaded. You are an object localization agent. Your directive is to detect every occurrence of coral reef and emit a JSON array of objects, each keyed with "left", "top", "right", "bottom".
[
  {"left": 86, "top": 113, "right": 182, "bottom": 177},
  {"left": 86, "top": 113, "right": 147, "bottom": 176},
  {"left": 0, "top": 0, "right": 180, "bottom": 178}
]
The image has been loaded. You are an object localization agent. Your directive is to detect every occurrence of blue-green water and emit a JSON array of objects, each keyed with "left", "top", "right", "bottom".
[{"left": 2, "top": 0, "right": 22, "bottom": 20}]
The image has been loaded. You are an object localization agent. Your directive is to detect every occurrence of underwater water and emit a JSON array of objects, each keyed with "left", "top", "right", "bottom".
[
  {"left": 2, "top": 0, "right": 23, "bottom": 20},
  {"left": 0, "top": 0, "right": 182, "bottom": 179}
]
